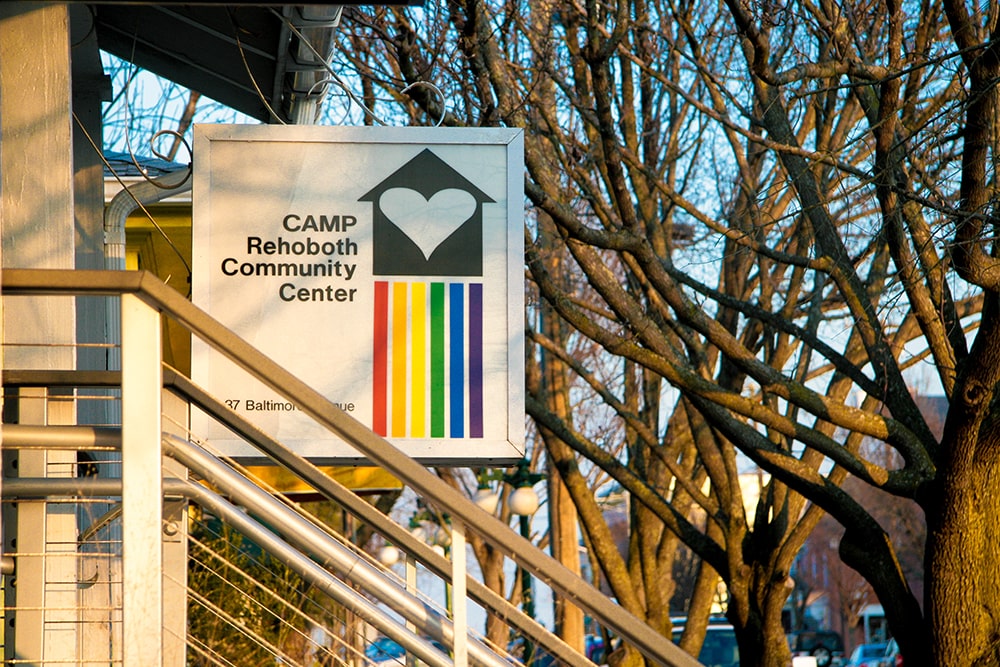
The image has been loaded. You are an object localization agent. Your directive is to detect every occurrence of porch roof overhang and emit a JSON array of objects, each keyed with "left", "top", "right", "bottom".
[{"left": 88, "top": 2, "right": 421, "bottom": 123}]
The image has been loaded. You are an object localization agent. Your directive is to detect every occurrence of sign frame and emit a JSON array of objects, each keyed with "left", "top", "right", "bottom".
[{"left": 191, "top": 125, "right": 524, "bottom": 465}]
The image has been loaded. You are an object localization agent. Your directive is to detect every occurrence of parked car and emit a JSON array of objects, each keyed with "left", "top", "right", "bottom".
[
  {"left": 845, "top": 642, "right": 888, "bottom": 667},
  {"left": 365, "top": 636, "right": 449, "bottom": 665},
  {"left": 671, "top": 622, "right": 739, "bottom": 667},
  {"left": 585, "top": 634, "right": 607, "bottom": 664},
  {"left": 365, "top": 636, "right": 406, "bottom": 664},
  {"left": 881, "top": 638, "right": 903, "bottom": 667},
  {"left": 787, "top": 630, "right": 845, "bottom": 667}
]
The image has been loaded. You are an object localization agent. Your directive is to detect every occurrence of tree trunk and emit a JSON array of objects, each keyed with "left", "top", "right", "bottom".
[
  {"left": 676, "top": 557, "right": 719, "bottom": 656},
  {"left": 928, "top": 451, "right": 1000, "bottom": 666},
  {"left": 736, "top": 591, "right": 792, "bottom": 667},
  {"left": 480, "top": 547, "right": 509, "bottom": 647},
  {"left": 549, "top": 470, "right": 585, "bottom": 651},
  {"left": 931, "top": 5, "right": 1000, "bottom": 664},
  {"left": 929, "top": 299, "right": 1000, "bottom": 666}
]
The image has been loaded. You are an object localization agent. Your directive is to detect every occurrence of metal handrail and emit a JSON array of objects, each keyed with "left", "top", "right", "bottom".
[
  {"left": 2, "top": 426, "right": 496, "bottom": 666},
  {"left": 2, "top": 268, "right": 703, "bottom": 667},
  {"left": 1, "top": 474, "right": 453, "bottom": 667},
  {"left": 163, "top": 432, "right": 509, "bottom": 667},
  {"left": 3, "top": 367, "right": 586, "bottom": 667}
]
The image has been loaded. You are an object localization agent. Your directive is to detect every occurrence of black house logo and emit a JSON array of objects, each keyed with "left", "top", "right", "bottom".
[{"left": 360, "top": 149, "right": 494, "bottom": 276}]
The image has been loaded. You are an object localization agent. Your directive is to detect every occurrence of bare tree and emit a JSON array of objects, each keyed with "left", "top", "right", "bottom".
[
  {"left": 327, "top": 1, "right": 1000, "bottom": 666},
  {"left": 101, "top": 53, "right": 245, "bottom": 161},
  {"left": 97, "top": 0, "right": 1000, "bottom": 664}
]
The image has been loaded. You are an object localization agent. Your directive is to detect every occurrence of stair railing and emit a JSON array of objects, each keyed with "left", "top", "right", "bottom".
[{"left": 2, "top": 268, "right": 704, "bottom": 667}]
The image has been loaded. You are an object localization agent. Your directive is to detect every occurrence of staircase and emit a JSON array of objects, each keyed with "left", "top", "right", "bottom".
[{"left": 0, "top": 268, "right": 700, "bottom": 667}]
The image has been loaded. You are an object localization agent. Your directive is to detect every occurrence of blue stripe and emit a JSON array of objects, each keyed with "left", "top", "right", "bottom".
[{"left": 449, "top": 283, "right": 464, "bottom": 437}]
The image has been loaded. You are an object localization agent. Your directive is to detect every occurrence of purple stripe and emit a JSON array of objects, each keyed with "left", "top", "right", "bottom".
[{"left": 469, "top": 283, "right": 483, "bottom": 437}]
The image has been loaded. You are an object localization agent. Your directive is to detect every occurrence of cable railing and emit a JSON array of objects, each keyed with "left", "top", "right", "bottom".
[
  {"left": 1, "top": 268, "right": 703, "bottom": 667},
  {"left": 1, "top": 450, "right": 478, "bottom": 667}
]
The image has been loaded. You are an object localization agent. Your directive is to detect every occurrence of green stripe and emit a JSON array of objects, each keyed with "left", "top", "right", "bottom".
[{"left": 430, "top": 282, "right": 445, "bottom": 437}]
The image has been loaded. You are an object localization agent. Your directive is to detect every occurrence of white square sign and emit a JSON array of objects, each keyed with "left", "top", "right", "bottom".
[{"left": 192, "top": 125, "right": 524, "bottom": 463}]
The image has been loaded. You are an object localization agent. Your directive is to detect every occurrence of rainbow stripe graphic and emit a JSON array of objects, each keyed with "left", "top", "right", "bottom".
[{"left": 373, "top": 281, "right": 484, "bottom": 438}]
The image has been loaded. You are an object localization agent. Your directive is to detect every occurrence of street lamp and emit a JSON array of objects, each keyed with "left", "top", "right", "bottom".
[
  {"left": 502, "top": 461, "right": 543, "bottom": 622},
  {"left": 508, "top": 484, "right": 540, "bottom": 517},
  {"left": 377, "top": 543, "right": 401, "bottom": 567},
  {"left": 473, "top": 479, "right": 501, "bottom": 515},
  {"left": 471, "top": 461, "right": 543, "bottom": 622}
]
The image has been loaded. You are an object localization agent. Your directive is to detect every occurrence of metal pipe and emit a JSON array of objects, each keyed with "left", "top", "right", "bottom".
[
  {"left": 2, "top": 424, "right": 120, "bottom": 450},
  {"left": 281, "top": 6, "right": 342, "bottom": 125},
  {"left": 177, "top": 478, "right": 453, "bottom": 667},
  {"left": 162, "top": 434, "right": 510, "bottom": 667},
  {"left": 3, "top": 478, "right": 121, "bottom": 498},
  {"left": 1, "top": 269, "right": 703, "bottom": 667},
  {"left": 1, "top": 416, "right": 590, "bottom": 667},
  {"left": 103, "top": 168, "right": 191, "bottom": 417},
  {"left": 1, "top": 426, "right": 514, "bottom": 667},
  {"left": 160, "top": 367, "right": 590, "bottom": 667},
  {"left": 2, "top": 476, "right": 452, "bottom": 667},
  {"left": 104, "top": 168, "right": 192, "bottom": 273}
]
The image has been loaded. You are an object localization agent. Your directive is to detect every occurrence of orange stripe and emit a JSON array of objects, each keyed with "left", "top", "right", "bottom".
[{"left": 391, "top": 283, "right": 407, "bottom": 437}]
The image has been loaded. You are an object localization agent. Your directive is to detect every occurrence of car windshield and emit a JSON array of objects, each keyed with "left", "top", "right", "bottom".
[
  {"left": 790, "top": 632, "right": 843, "bottom": 651},
  {"left": 365, "top": 637, "right": 405, "bottom": 660},
  {"left": 854, "top": 644, "right": 887, "bottom": 659},
  {"left": 671, "top": 627, "right": 739, "bottom": 667}
]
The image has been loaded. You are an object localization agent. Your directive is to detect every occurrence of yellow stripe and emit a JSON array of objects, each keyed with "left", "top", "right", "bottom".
[
  {"left": 391, "top": 283, "right": 407, "bottom": 437},
  {"left": 411, "top": 282, "right": 427, "bottom": 437}
]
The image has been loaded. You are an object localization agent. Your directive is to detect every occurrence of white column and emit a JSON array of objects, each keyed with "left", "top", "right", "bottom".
[
  {"left": 0, "top": 4, "right": 77, "bottom": 664},
  {"left": 451, "top": 522, "right": 468, "bottom": 667},
  {"left": 0, "top": 2, "right": 75, "bottom": 370},
  {"left": 161, "top": 389, "right": 189, "bottom": 667},
  {"left": 121, "top": 294, "right": 163, "bottom": 667},
  {"left": 8, "top": 388, "right": 49, "bottom": 663}
]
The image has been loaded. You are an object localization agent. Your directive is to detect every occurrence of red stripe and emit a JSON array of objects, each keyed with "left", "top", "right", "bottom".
[{"left": 373, "top": 281, "right": 388, "bottom": 435}]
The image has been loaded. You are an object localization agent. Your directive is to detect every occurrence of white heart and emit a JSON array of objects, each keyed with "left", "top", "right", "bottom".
[{"left": 379, "top": 187, "right": 477, "bottom": 260}]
